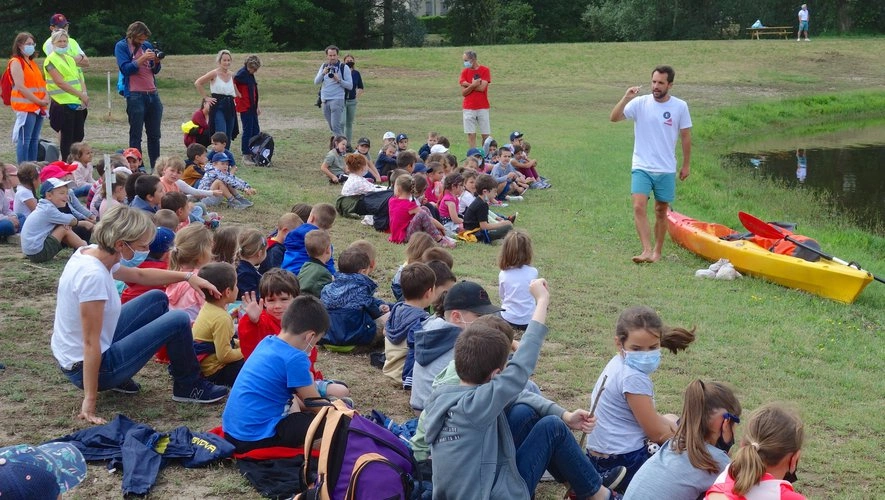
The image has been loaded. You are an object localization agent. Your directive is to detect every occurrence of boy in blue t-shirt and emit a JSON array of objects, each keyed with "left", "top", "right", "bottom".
[{"left": 221, "top": 295, "right": 330, "bottom": 452}]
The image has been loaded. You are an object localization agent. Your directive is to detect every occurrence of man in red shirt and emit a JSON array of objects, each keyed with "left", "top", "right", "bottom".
[{"left": 460, "top": 50, "right": 491, "bottom": 149}]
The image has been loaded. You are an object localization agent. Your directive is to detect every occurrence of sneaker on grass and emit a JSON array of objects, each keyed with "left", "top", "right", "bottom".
[
  {"left": 172, "top": 378, "right": 228, "bottom": 403},
  {"left": 600, "top": 465, "right": 627, "bottom": 491},
  {"left": 233, "top": 195, "right": 253, "bottom": 207},
  {"left": 110, "top": 379, "right": 141, "bottom": 394}
]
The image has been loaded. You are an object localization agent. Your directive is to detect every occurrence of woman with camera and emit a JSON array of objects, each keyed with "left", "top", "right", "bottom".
[
  {"left": 195, "top": 49, "right": 240, "bottom": 141},
  {"left": 114, "top": 21, "right": 163, "bottom": 173},
  {"left": 43, "top": 29, "right": 88, "bottom": 161}
]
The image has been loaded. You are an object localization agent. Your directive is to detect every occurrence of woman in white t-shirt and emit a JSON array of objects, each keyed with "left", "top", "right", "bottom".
[
  {"left": 194, "top": 49, "right": 240, "bottom": 139},
  {"left": 50, "top": 205, "right": 228, "bottom": 425},
  {"left": 585, "top": 306, "right": 696, "bottom": 491},
  {"left": 624, "top": 380, "right": 741, "bottom": 499}
]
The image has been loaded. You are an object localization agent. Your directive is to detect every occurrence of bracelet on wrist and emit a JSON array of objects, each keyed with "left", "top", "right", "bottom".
[{"left": 184, "top": 272, "right": 193, "bottom": 282}]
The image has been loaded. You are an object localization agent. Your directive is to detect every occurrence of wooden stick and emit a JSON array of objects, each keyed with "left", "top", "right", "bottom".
[{"left": 567, "top": 375, "right": 609, "bottom": 499}]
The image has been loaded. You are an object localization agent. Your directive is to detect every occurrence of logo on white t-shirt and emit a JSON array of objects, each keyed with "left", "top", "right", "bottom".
[{"left": 663, "top": 111, "right": 673, "bottom": 126}]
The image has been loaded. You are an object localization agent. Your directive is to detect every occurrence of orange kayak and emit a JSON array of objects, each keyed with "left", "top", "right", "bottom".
[{"left": 667, "top": 210, "right": 873, "bottom": 303}]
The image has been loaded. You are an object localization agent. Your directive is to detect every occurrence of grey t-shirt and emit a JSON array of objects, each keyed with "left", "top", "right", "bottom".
[
  {"left": 324, "top": 149, "right": 345, "bottom": 176},
  {"left": 624, "top": 439, "right": 730, "bottom": 500}
]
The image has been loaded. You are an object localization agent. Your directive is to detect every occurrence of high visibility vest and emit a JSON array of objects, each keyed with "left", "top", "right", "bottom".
[
  {"left": 43, "top": 52, "right": 83, "bottom": 106},
  {"left": 9, "top": 57, "right": 47, "bottom": 113}
]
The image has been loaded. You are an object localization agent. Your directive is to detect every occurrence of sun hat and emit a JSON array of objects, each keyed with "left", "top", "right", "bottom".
[
  {"left": 38, "top": 161, "right": 77, "bottom": 182},
  {"left": 443, "top": 281, "right": 504, "bottom": 315},
  {"left": 382, "top": 131, "right": 395, "bottom": 140},
  {"left": 430, "top": 144, "right": 448, "bottom": 154}
]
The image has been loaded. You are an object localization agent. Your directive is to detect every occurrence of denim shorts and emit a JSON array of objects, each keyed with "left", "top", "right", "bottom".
[{"left": 631, "top": 169, "right": 676, "bottom": 203}]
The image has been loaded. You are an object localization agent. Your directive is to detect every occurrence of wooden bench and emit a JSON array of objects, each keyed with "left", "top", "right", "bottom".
[{"left": 747, "top": 26, "right": 793, "bottom": 39}]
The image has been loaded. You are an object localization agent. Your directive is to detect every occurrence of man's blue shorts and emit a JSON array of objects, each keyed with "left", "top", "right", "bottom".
[
  {"left": 799, "top": 21, "right": 809, "bottom": 31},
  {"left": 631, "top": 169, "right": 676, "bottom": 203}
]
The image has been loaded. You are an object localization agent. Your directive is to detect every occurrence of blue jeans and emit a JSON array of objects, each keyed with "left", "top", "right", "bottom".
[
  {"left": 212, "top": 96, "right": 236, "bottom": 140},
  {"left": 588, "top": 445, "right": 649, "bottom": 492},
  {"left": 61, "top": 290, "right": 200, "bottom": 391},
  {"left": 344, "top": 99, "right": 358, "bottom": 145},
  {"left": 240, "top": 109, "right": 260, "bottom": 155},
  {"left": 0, "top": 214, "right": 25, "bottom": 237},
  {"left": 322, "top": 99, "right": 345, "bottom": 136},
  {"left": 126, "top": 92, "right": 163, "bottom": 171},
  {"left": 72, "top": 184, "right": 91, "bottom": 198},
  {"left": 508, "top": 403, "right": 603, "bottom": 499},
  {"left": 16, "top": 111, "right": 43, "bottom": 163}
]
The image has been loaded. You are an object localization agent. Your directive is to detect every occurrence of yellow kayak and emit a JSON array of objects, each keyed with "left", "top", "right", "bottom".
[{"left": 667, "top": 210, "right": 873, "bottom": 303}]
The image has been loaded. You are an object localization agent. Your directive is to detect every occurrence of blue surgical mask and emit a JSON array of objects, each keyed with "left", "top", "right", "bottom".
[
  {"left": 623, "top": 349, "right": 662, "bottom": 374},
  {"left": 22, "top": 44, "right": 36, "bottom": 57},
  {"left": 121, "top": 242, "right": 149, "bottom": 268},
  {"left": 54, "top": 46, "right": 68, "bottom": 55},
  {"left": 463, "top": 61, "right": 471, "bottom": 68}
]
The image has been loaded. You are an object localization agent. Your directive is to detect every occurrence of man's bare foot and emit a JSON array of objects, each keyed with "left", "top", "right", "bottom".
[
  {"left": 648, "top": 252, "right": 661, "bottom": 263},
  {"left": 632, "top": 252, "right": 653, "bottom": 263}
]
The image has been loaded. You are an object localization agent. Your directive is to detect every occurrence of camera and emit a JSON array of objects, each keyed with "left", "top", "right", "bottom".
[
  {"left": 473, "top": 73, "right": 481, "bottom": 81},
  {"left": 155, "top": 50, "right": 166, "bottom": 60},
  {"left": 327, "top": 65, "right": 337, "bottom": 77}
]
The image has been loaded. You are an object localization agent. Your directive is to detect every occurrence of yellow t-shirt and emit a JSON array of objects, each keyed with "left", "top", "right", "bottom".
[{"left": 192, "top": 301, "right": 242, "bottom": 377}]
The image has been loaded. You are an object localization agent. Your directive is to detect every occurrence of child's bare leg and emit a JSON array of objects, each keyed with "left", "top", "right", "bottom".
[
  {"left": 325, "top": 383, "right": 351, "bottom": 398},
  {"left": 211, "top": 180, "right": 234, "bottom": 198},
  {"left": 56, "top": 225, "right": 86, "bottom": 248}
]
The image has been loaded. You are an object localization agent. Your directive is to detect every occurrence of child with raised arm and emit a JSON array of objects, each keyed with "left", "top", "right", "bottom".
[
  {"left": 297, "top": 229, "right": 334, "bottom": 298},
  {"left": 192, "top": 262, "right": 244, "bottom": 387},
  {"left": 424, "top": 280, "right": 621, "bottom": 500},
  {"left": 586, "top": 306, "right": 696, "bottom": 491},
  {"left": 706, "top": 403, "right": 805, "bottom": 500},
  {"left": 625, "top": 380, "right": 741, "bottom": 499},
  {"left": 222, "top": 295, "right": 330, "bottom": 454},
  {"left": 240, "top": 270, "right": 350, "bottom": 401},
  {"left": 382, "top": 263, "right": 434, "bottom": 390}
]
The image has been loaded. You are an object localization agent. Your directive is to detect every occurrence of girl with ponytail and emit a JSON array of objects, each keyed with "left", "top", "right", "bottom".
[
  {"left": 585, "top": 306, "right": 696, "bottom": 491},
  {"left": 624, "top": 380, "right": 741, "bottom": 499},
  {"left": 706, "top": 403, "right": 805, "bottom": 499}
]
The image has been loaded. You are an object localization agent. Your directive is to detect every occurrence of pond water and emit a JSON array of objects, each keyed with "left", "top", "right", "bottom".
[{"left": 722, "top": 142, "right": 885, "bottom": 235}]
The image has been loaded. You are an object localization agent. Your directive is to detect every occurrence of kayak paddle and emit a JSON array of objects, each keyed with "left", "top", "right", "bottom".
[{"left": 738, "top": 211, "right": 884, "bottom": 284}]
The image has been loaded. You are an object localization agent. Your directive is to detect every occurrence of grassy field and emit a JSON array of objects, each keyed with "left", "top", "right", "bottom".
[{"left": 1, "top": 38, "right": 883, "bottom": 498}]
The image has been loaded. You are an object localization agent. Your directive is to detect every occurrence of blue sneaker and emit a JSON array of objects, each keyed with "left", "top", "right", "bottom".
[
  {"left": 601, "top": 465, "right": 627, "bottom": 491},
  {"left": 110, "top": 379, "right": 141, "bottom": 394},
  {"left": 172, "top": 378, "right": 228, "bottom": 403}
]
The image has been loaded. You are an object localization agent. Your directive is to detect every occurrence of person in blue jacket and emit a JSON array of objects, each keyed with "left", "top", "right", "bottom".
[{"left": 114, "top": 21, "right": 163, "bottom": 172}]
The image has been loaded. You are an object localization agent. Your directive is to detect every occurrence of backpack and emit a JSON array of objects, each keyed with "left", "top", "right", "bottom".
[
  {"left": 248, "top": 132, "right": 274, "bottom": 167},
  {"left": 2, "top": 59, "right": 17, "bottom": 106},
  {"left": 38, "top": 139, "right": 60, "bottom": 162},
  {"left": 301, "top": 399, "right": 422, "bottom": 500}
]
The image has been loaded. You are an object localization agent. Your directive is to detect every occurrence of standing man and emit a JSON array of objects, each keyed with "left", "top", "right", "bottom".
[
  {"left": 797, "top": 4, "right": 810, "bottom": 41},
  {"left": 115, "top": 21, "right": 163, "bottom": 173},
  {"left": 460, "top": 50, "right": 491, "bottom": 150},
  {"left": 42, "top": 14, "right": 89, "bottom": 68},
  {"left": 610, "top": 65, "right": 692, "bottom": 264},
  {"left": 313, "top": 45, "right": 352, "bottom": 138}
]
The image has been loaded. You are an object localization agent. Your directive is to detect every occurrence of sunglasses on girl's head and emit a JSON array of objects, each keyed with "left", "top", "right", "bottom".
[{"left": 723, "top": 412, "right": 741, "bottom": 424}]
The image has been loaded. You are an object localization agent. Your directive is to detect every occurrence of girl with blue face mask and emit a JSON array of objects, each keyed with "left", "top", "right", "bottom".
[{"left": 584, "top": 306, "right": 697, "bottom": 493}]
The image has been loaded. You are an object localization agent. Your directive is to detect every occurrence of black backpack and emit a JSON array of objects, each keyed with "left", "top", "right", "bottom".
[{"left": 248, "top": 132, "right": 274, "bottom": 167}]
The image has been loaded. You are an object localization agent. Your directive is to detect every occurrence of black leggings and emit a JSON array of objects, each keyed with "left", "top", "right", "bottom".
[{"left": 225, "top": 412, "right": 322, "bottom": 453}]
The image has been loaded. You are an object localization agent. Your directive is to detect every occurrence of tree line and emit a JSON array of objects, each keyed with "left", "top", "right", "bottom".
[{"left": 1, "top": 0, "right": 881, "bottom": 57}]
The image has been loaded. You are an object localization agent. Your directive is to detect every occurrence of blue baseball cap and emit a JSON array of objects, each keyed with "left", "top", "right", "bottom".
[
  {"left": 149, "top": 227, "right": 175, "bottom": 255},
  {"left": 212, "top": 151, "right": 232, "bottom": 164},
  {"left": 466, "top": 148, "right": 485, "bottom": 159},
  {"left": 0, "top": 443, "right": 87, "bottom": 498}
]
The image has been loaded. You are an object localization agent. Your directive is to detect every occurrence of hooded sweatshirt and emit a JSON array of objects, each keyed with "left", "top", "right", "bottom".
[
  {"left": 410, "top": 316, "right": 461, "bottom": 412},
  {"left": 281, "top": 223, "right": 335, "bottom": 275},
  {"left": 385, "top": 302, "right": 430, "bottom": 389},
  {"left": 423, "top": 320, "right": 561, "bottom": 500}
]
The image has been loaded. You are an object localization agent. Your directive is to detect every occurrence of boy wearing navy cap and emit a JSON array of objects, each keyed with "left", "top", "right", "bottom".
[
  {"left": 197, "top": 151, "right": 256, "bottom": 209},
  {"left": 0, "top": 442, "right": 87, "bottom": 498}
]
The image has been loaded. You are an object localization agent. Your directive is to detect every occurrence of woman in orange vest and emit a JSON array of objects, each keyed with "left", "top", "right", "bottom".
[{"left": 9, "top": 32, "right": 49, "bottom": 163}]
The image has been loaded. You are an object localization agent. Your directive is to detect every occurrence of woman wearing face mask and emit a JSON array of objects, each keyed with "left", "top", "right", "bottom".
[
  {"left": 43, "top": 30, "right": 88, "bottom": 161},
  {"left": 9, "top": 32, "right": 50, "bottom": 163},
  {"left": 50, "top": 205, "right": 229, "bottom": 426},
  {"left": 585, "top": 306, "right": 696, "bottom": 492},
  {"left": 320, "top": 135, "right": 349, "bottom": 184},
  {"left": 341, "top": 54, "right": 364, "bottom": 146},
  {"left": 624, "top": 380, "right": 741, "bottom": 499}
]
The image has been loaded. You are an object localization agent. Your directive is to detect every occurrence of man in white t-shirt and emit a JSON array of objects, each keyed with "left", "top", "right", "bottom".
[
  {"left": 797, "top": 4, "right": 810, "bottom": 41},
  {"left": 610, "top": 65, "right": 692, "bottom": 264}
]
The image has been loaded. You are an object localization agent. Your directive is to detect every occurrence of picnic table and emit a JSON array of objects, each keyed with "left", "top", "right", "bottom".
[{"left": 747, "top": 26, "right": 793, "bottom": 39}]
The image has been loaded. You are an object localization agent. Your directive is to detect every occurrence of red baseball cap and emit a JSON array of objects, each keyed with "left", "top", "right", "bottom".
[
  {"left": 39, "top": 161, "right": 77, "bottom": 182},
  {"left": 50, "top": 14, "right": 69, "bottom": 28},
  {"left": 123, "top": 148, "right": 142, "bottom": 161}
]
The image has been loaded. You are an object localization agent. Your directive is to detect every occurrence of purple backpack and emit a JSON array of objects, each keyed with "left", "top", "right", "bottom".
[{"left": 302, "top": 400, "right": 419, "bottom": 500}]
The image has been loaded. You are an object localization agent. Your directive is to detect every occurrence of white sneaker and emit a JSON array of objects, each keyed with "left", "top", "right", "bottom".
[
  {"left": 506, "top": 195, "right": 524, "bottom": 202},
  {"left": 361, "top": 215, "right": 374, "bottom": 226}
]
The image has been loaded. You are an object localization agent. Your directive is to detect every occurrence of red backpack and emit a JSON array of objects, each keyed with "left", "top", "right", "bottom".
[{"left": 1, "top": 59, "right": 15, "bottom": 106}]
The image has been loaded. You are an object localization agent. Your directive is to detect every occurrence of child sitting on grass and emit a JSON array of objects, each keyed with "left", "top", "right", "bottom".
[
  {"left": 192, "top": 262, "right": 244, "bottom": 387},
  {"left": 19, "top": 178, "right": 87, "bottom": 262},
  {"left": 236, "top": 228, "right": 266, "bottom": 300},
  {"left": 208, "top": 132, "right": 238, "bottom": 167},
  {"left": 129, "top": 175, "right": 165, "bottom": 214},
  {"left": 387, "top": 174, "right": 453, "bottom": 248},
  {"left": 182, "top": 143, "right": 209, "bottom": 187},
  {"left": 498, "top": 230, "right": 538, "bottom": 331},
  {"left": 391, "top": 232, "right": 436, "bottom": 302},
  {"left": 153, "top": 209, "right": 180, "bottom": 232},
  {"left": 222, "top": 295, "right": 330, "bottom": 454},
  {"left": 282, "top": 203, "right": 337, "bottom": 275},
  {"left": 239, "top": 269, "right": 350, "bottom": 399},
  {"left": 585, "top": 306, "right": 696, "bottom": 491},
  {"left": 439, "top": 173, "right": 466, "bottom": 235},
  {"left": 197, "top": 151, "right": 256, "bottom": 209},
  {"left": 213, "top": 225, "right": 242, "bottom": 264},
  {"left": 98, "top": 172, "right": 130, "bottom": 219},
  {"left": 490, "top": 147, "right": 528, "bottom": 200},
  {"left": 298, "top": 229, "right": 334, "bottom": 298},
  {"left": 382, "top": 263, "right": 435, "bottom": 390},
  {"left": 320, "top": 247, "right": 390, "bottom": 350},
  {"left": 424, "top": 279, "right": 622, "bottom": 500},
  {"left": 463, "top": 174, "right": 514, "bottom": 242},
  {"left": 166, "top": 224, "right": 215, "bottom": 322},
  {"left": 120, "top": 227, "right": 175, "bottom": 304},
  {"left": 259, "top": 213, "right": 303, "bottom": 273},
  {"left": 160, "top": 192, "right": 193, "bottom": 231}
]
